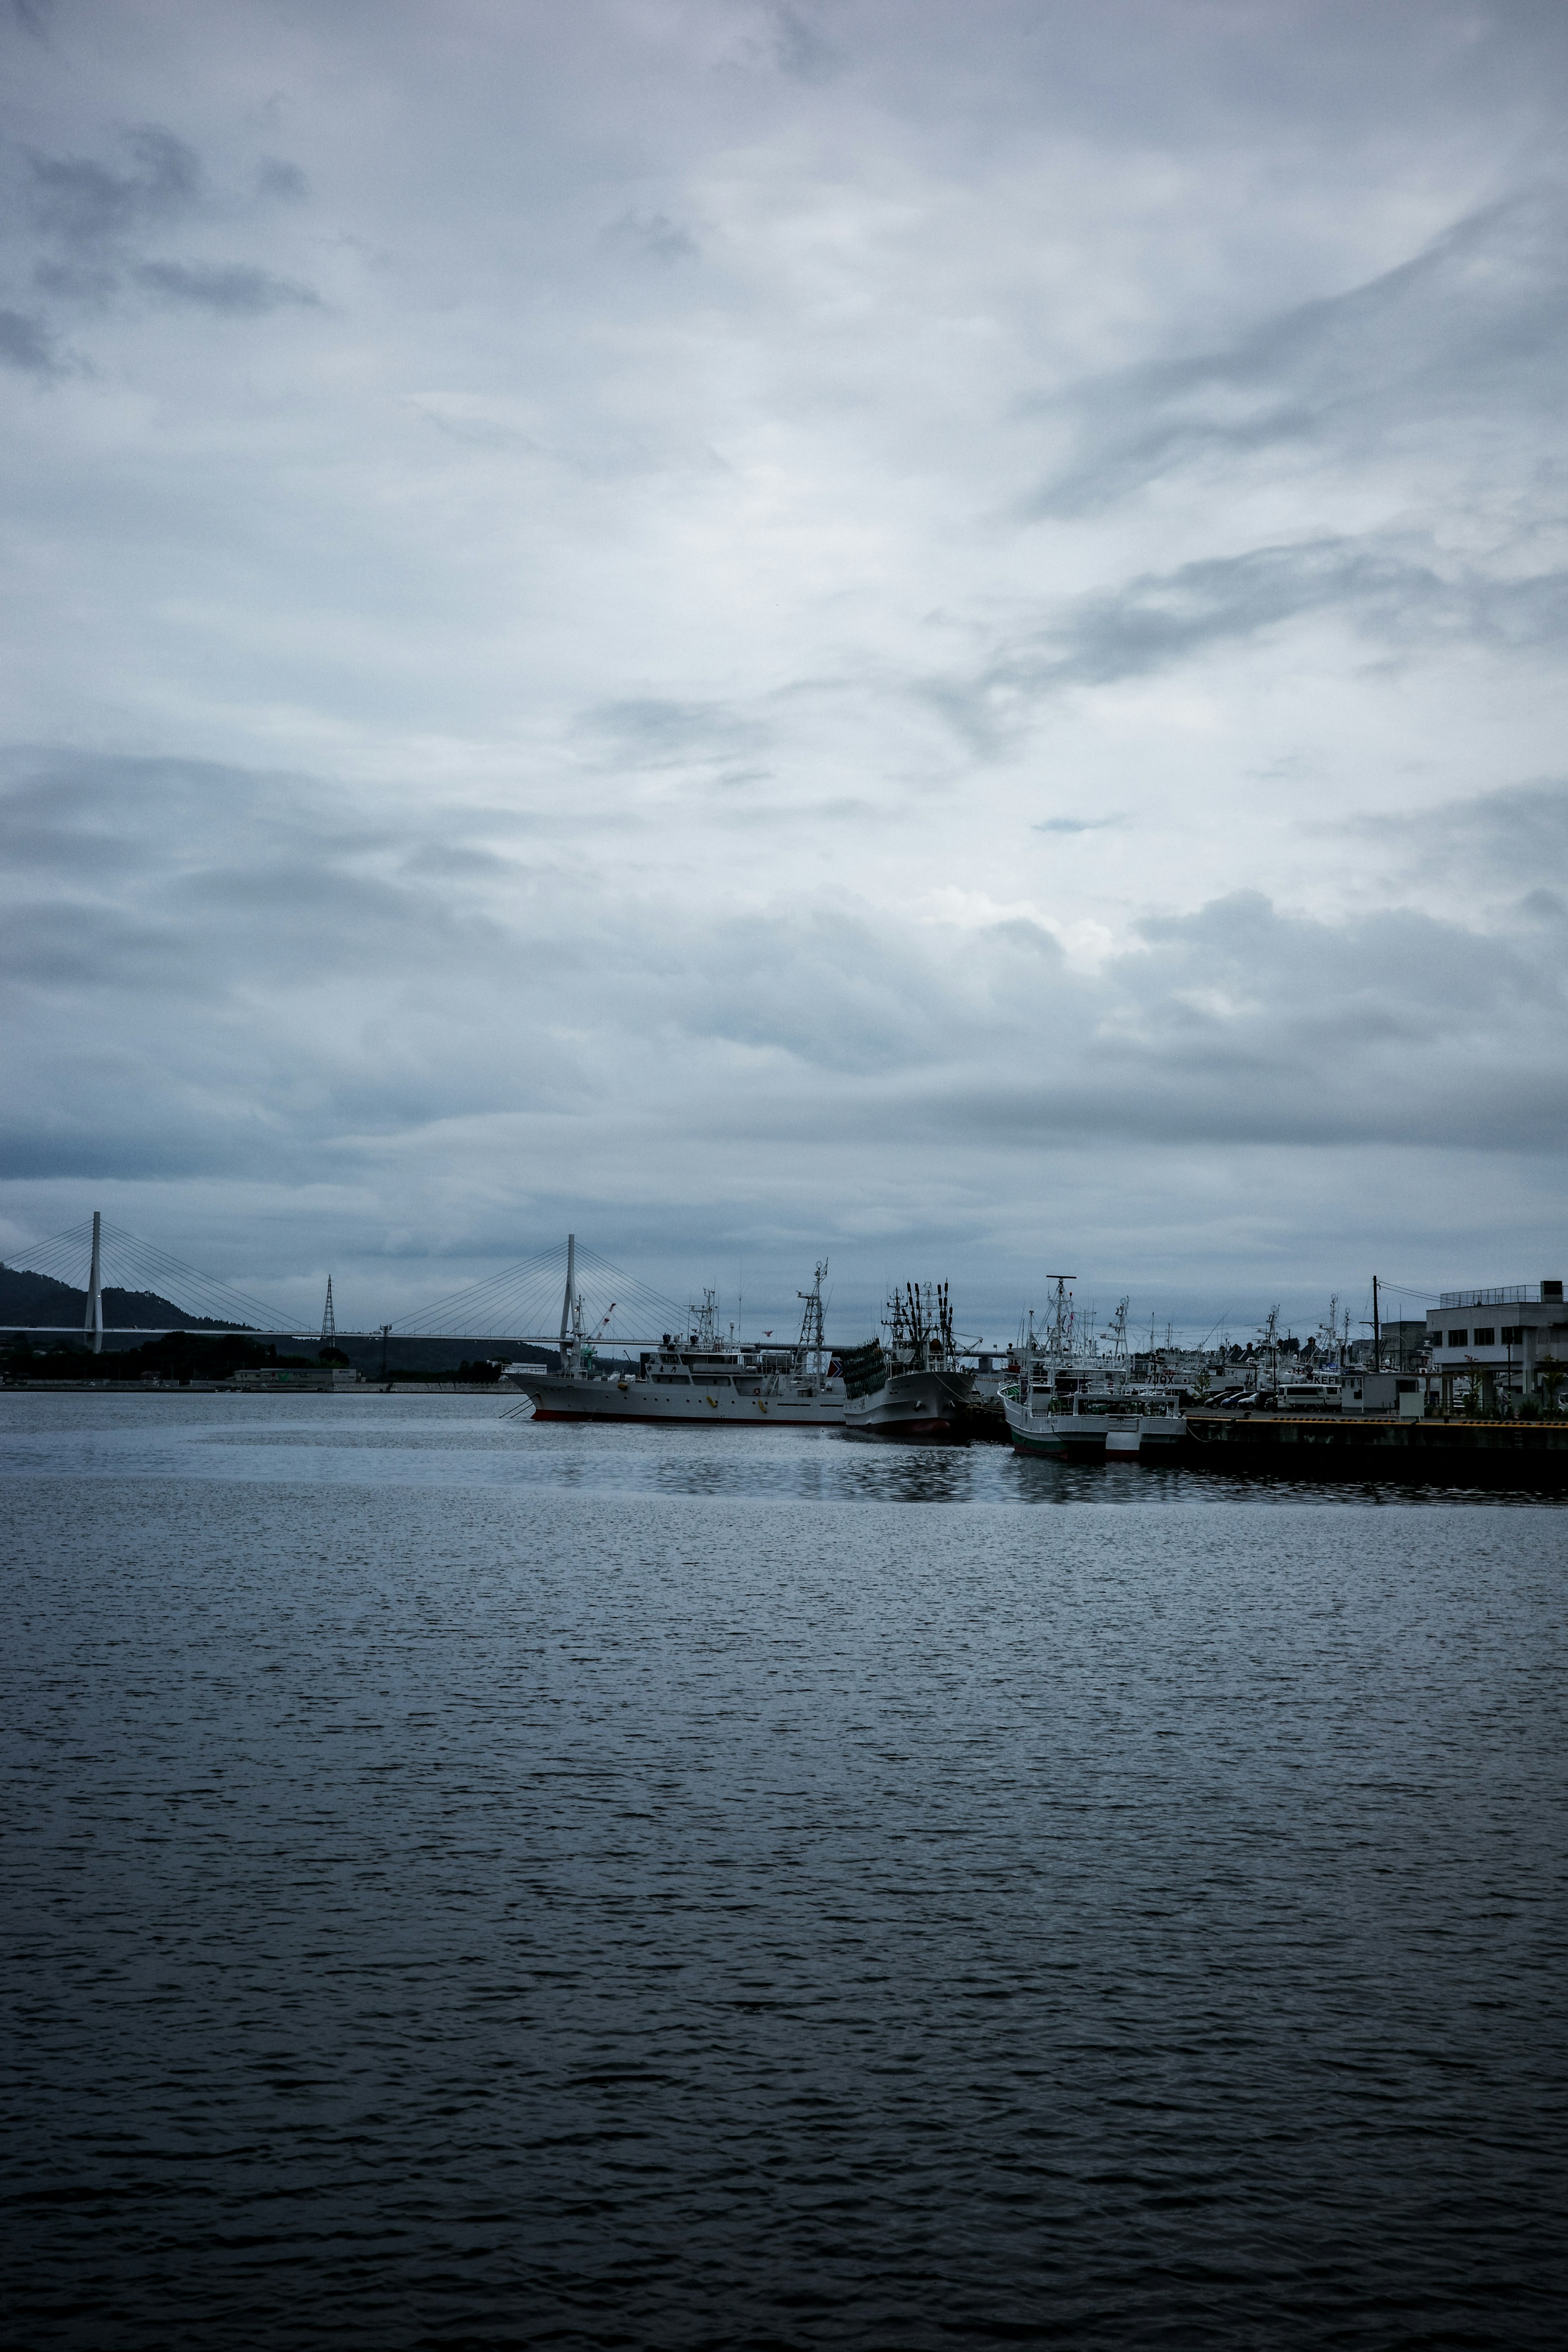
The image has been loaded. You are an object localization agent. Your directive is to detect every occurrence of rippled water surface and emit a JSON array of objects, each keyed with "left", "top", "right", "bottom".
[{"left": 4, "top": 1393, "right": 1566, "bottom": 2348}]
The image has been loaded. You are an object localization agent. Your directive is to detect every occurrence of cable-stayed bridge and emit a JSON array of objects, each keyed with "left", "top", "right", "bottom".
[
  {"left": 1, "top": 1215, "right": 696, "bottom": 1358},
  {"left": 2, "top": 1213, "right": 298, "bottom": 1347},
  {"left": 388, "top": 1237, "right": 695, "bottom": 1352}
]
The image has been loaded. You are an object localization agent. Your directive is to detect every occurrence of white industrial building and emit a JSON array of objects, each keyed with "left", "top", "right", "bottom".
[{"left": 1425, "top": 1282, "right": 1566, "bottom": 1411}]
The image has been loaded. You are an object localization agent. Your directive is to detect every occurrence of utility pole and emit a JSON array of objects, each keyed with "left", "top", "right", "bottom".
[
  {"left": 84, "top": 1210, "right": 103, "bottom": 1356},
  {"left": 1372, "top": 1275, "right": 1380, "bottom": 1373}
]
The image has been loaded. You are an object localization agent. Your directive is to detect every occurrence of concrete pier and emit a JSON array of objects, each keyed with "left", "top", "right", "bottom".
[{"left": 1186, "top": 1411, "right": 1568, "bottom": 1486}]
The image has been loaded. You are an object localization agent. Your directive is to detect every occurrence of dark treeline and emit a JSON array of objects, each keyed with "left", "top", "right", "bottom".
[
  {"left": 0, "top": 1264, "right": 237, "bottom": 1332},
  {"left": 3, "top": 1332, "right": 324, "bottom": 1382},
  {"left": 2, "top": 1331, "right": 522, "bottom": 1384}
]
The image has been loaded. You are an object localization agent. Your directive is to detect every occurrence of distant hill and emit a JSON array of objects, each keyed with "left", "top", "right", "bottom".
[{"left": 0, "top": 1263, "right": 246, "bottom": 1332}]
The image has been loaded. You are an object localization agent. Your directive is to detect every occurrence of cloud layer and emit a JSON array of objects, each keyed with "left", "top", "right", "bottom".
[{"left": 1, "top": 1, "right": 1565, "bottom": 1333}]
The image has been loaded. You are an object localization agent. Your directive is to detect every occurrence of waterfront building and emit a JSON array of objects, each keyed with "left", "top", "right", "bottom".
[
  {"left": 1341, "top": 1371, "right": 1425, "bottom": 1416},
  {"left": 1425, "top": 1281, "right": 1566, "bottom": 1410}
]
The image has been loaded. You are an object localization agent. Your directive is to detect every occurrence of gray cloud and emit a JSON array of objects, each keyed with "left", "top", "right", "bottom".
[
  {"left": 583, "top": 698, "right": 769, "bottom": 770},
  {"left": 675, "top": 893, "right": 1568, "bottom": 1155},
  {"left": 771, "top": 4, "right": 840, "bottom": 85},
  {"left": 1027, "top": 189, "right": 1568, "bottom": 519},
  {"left": 924, "top": 539, "right": 1568, "bottom": 751},
  {"left": 29, "top": 127, "right": 201, "bottom": 248},
  {"left": 0, "top": 305, "right": 64, "bottom": 375},
  {"left": 5, "top": 751, "right": 1564, "bottom": 1211},
  {"left": 131, "top": 259, "right": 321, "bottom": 314},
  {"left": 1352, "top": 777, "right": 1568, "bottom": 893},
  {"left": 603, "top": 208, "right": 699, "bottom": 264},
  {"left": 31, "top": 257, "right": 118, "bottom": 303},
  {"left": 4, "top": 3, "right": 1567, "bottom": 1322},
  {"left": 256, "top": 155, "right": 309, "bottom": 203},
  {"left": 18, "top": 124, "right": 318, "bottom": 330}
]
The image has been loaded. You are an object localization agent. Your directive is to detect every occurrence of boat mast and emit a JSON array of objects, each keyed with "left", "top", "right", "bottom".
[
  {"left": 1108, "top": 1294, "right": 1129, "bottom": 1389},
  {"left": 797, "top": 1261, "right": 827, "bottom": 1381},
  {"left": 1047, "top": 1276, "right": 1075, "bottom": 1367}
]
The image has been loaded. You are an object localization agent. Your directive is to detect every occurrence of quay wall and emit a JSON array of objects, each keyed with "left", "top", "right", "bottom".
[{"left": 1186, "top": 1411, "right": 1568, "bottom": 1487}]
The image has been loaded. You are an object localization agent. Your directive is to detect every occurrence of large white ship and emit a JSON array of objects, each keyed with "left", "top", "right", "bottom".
[{"left": 507, "top": 1252, "right": 846, "bottom": 1427}]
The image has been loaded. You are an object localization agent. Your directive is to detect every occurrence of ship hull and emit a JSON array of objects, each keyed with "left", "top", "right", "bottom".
[
  {"left": 1135, "top": 1423, "right": 1186, "bottom": 1453},
  {"left": 1004, "top": 1399, "right": 1118, "bottom": 1455},
  {"left": 1007, "top": 1417, "right": 1069, "bottom": 1457},
  {"left": 513, "top": 1375, "right": 844, "bottom": 1426},
  {"left": 842, "top": 1367, "right": 974, "bottom": 1445}
]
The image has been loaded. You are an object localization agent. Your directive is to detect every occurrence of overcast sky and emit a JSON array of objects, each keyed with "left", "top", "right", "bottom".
[{"left": 2, "top": 0, "right": 1566, "bottom": 1342}]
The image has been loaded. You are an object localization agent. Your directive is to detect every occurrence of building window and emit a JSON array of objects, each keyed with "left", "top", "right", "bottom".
[
  {"left": 1473, "top": 1327, "right": 1495, "bottom": 1347},
  {"left": 1447, "top": 1330, "right": 1468, "bottom": 1347},
  {"left": 1501, "top": 1326, "right": 1523, "bottom": 1345}
]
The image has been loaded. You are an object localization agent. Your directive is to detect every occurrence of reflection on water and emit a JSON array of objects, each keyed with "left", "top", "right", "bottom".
[{"left": 0, "top": 1392, "right": 1557, "bottom": 1506}]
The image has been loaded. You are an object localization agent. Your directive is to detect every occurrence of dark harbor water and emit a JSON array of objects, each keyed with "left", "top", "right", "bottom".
[{"left": 4, "top": 1394, "right": 1566, "bottom": 2349}]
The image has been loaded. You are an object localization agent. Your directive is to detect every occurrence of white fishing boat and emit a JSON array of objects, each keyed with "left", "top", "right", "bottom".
[
  {"left": 506, "top": 1253, "right": 846, "bottom": 1427},
  {"left": 1003, "top": 1280, "right": 1186, "bottom": 1459},
  {"left": 1002, "top": 1388, "right": 1125, "bottom": 1456},
  {"left": 1004, "top": 1390, "right": 1185, "bottom": 1458}
]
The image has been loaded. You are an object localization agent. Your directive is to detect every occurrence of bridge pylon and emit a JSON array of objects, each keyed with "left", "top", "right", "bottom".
[{"left": 84, "top": 1210, "right": 103, "bottom": 1355}]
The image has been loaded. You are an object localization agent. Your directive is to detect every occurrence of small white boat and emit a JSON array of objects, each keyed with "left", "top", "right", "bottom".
[
  {"left": 1002, "top": 1282, "right": 1186, "bottom": 1460},
  {"left": 1003, "top": 1391, "right": 1185, "bottom": 1460}
]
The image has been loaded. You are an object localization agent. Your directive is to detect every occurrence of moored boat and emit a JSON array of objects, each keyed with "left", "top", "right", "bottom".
[
  {"left": 840, "top": 1282, "right": 975, "bottom": 1444},
  {"left": 508, "top": 1260, "right": 846, "bottom": 1427},
  {"left": 1003, "top": 1278, "right": 1186, "bottom": 1460}
]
